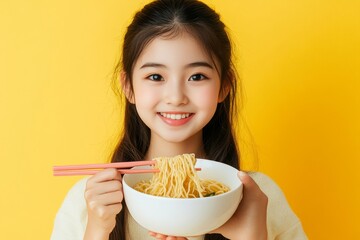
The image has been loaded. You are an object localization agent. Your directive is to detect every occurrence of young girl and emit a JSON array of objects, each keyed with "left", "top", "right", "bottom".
[{"left": 51, "top": 0, "right": 307, "bottom": 239}]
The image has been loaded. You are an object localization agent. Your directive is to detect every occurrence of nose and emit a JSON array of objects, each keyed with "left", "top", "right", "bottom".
[{"left": 163, "top": 80, "right": 188, "bottom": 106}]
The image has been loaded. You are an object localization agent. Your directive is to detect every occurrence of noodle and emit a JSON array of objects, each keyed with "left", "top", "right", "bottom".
[{"left": 133, "top": 154, "right": 229, "bottom": 198}]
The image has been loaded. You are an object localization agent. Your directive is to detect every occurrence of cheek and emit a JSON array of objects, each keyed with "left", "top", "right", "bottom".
[
  {"left": 191, "top": 86, "right": 220, "bottom": 110},
  {"left": 133, "top": 85, "right": 159, "bottom": 108}
]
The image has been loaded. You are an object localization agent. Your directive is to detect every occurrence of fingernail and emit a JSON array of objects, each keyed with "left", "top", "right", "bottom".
[{"left": 238, "top": 171, "right": 247, "bottom": 177}]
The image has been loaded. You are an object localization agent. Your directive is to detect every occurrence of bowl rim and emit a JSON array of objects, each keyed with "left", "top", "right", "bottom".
[{"left": 122, "top": 158, "right": 242, "bottom": 201}]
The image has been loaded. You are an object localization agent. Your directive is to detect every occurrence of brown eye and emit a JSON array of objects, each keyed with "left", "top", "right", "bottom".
[
  {"left": 189, "top": 74, "right": 207, "bottom": 81},
  {"left": 148, "top": 74, "right": 163, "bottom": 81}
]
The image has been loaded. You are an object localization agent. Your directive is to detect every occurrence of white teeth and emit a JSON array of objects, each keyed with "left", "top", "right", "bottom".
[{"left": 160, "top": 113, "right": 190, "bottom": 120}]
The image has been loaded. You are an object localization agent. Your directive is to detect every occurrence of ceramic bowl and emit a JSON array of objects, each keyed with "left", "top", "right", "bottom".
[{"left": 122, "top": 159, "right": 243, "bottom": 237}]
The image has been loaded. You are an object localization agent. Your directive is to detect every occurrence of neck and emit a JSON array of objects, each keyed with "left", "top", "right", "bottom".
[{"left": 145, "top": 132, "right": 205, "bottom": 160}]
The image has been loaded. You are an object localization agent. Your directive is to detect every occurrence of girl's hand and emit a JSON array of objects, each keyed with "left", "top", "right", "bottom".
[
  {"left": 84, "top": 168, "right": 123, "bottom": 239},
  {"left": 148, "top": 232, "right": 188, "bottom": 240},
  {"left": 211, "top": 171, "right": 268, "bottom": 240}
]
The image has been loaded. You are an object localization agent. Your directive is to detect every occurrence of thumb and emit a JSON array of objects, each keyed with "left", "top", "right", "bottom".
[{"left": 237, "top": 171, "right": 264, "bottom": 201}]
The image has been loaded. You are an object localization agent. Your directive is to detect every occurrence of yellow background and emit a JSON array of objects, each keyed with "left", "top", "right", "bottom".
[{"left": 1, "top": 0, "right": 359, "bottom": 239}]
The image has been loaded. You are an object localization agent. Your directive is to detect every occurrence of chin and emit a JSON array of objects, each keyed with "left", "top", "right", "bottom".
[
  {"left": 157, "top": 131, "right": 202, "bottom": 145},
  {"left": 161, "top": 136, "right": 191, "bottom": 144}
]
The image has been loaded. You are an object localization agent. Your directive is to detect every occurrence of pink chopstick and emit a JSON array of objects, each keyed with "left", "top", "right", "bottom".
[
  {"left": 53, "top": 160, "right": 156, "bottom": 171},
  {"left": 53, "top": 160, "right": 201, "bottom": 176},
  {"left": 53, "top": 160, "right": 156, "bottom": 176},
  {"left": 53, "top": 168, "right": 161, "bottom": 176}
]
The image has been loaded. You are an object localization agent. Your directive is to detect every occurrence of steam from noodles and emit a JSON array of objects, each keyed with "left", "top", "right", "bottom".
[{"left": 133, "top": 154, "right": 229, "bottom": 198}]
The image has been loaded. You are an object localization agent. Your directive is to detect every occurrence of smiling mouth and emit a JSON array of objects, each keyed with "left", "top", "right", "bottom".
[{"left": 158, "top": 112, "right": 193, "bottom": 120}]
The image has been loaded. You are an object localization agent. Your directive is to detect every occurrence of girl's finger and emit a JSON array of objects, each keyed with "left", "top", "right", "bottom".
[
  {"left": 87, "top": 179, "right": 123, "bottom": 195},
  {"left": 88, "top": 203, "right": 123, "bottom": 221},
  {"left": 87, "top": 168, "right": 122, "bottom": 185},
  {"left": 155, "top": 233, "right": 166, "bottom": 239},
  {"left": 105, "top": 203, "right": 123, "bottom": 215},
  {"left": 237, "top": 171, "right": 265, "bottom": 200},
  {"left": 148, "top": 232, "right": 171, "bottom": 239},
  {"left": 148, "top": 232, "right": 188, "bottom": 240},
  {"left": 165, "top": 237, "right": 176, "bottom": 240},
  {"left": 93, "top": 190, "right": 124, "bottom": 206},
  {"left": 85, "top": 180, "right": 123, "bottom": 204}
]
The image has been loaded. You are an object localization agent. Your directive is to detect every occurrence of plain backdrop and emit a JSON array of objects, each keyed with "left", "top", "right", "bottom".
[{"left": 0, "top": 0, "right": 359, "bottom": 239}]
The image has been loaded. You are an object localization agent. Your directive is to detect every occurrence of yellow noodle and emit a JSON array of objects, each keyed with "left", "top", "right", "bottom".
[{"left": 133, "top": 153, "right": 229, "bottom": 198}]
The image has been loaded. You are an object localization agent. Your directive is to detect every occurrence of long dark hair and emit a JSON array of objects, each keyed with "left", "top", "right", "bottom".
[{"left": 110, "top": 0, "right": 240, "bottom": 239}]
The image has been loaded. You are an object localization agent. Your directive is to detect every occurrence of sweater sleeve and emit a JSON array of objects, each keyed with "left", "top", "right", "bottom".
[
  {"left": 276, "top": 222, "right": 308, "bottom": 240},
  {"left": 50, "top": 178, "right": 89, "bottom": 240},
  {"left": 249, "top": 172, "right": 308, "bottom": 240}
]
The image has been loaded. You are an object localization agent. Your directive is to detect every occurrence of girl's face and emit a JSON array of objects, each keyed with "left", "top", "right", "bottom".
[{"left": 130, "top": 31, "right": 222, "bottom": 146}]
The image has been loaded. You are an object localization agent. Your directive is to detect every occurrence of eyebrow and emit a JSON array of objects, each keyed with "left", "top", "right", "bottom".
[{"left": 139, "top": 61, "right": 214, "bottom": 69}]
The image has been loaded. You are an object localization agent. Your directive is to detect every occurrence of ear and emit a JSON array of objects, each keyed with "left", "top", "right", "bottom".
[
  {"left": 218, "top": 71, "right": 234, "bottom": 103},
  {"left": 218, "top": 77, "right": 232, "bottom": 103},
  {"left": 120, "top": 71, "right": 135, "bottom": 104},
  {"left": 218, "top": 84, "right": 230, "bottom": 103}
]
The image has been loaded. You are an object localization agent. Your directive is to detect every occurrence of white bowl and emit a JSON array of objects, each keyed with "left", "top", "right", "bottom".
[{"left": 122, "top": 159, "right": 243, "bottom": 236}]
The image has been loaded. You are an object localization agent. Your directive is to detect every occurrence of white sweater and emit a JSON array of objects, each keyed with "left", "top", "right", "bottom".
[{"left": 50, "top": 172, "right": 307, "bottom": 240}]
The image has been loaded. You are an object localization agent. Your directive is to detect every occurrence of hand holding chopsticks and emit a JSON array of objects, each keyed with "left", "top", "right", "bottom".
[{"left": 53, "top": 160, "right": 201, "bottom": 176}]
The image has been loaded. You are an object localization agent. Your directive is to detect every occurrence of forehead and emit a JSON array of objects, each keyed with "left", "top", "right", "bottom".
[{"left": 134, "top": 31, "right": 215, "bottom": 69}]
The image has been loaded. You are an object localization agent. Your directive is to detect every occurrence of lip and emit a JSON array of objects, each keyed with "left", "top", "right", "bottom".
[{"left": 157, "top": 112, "right": 194, "bottom": 126}]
